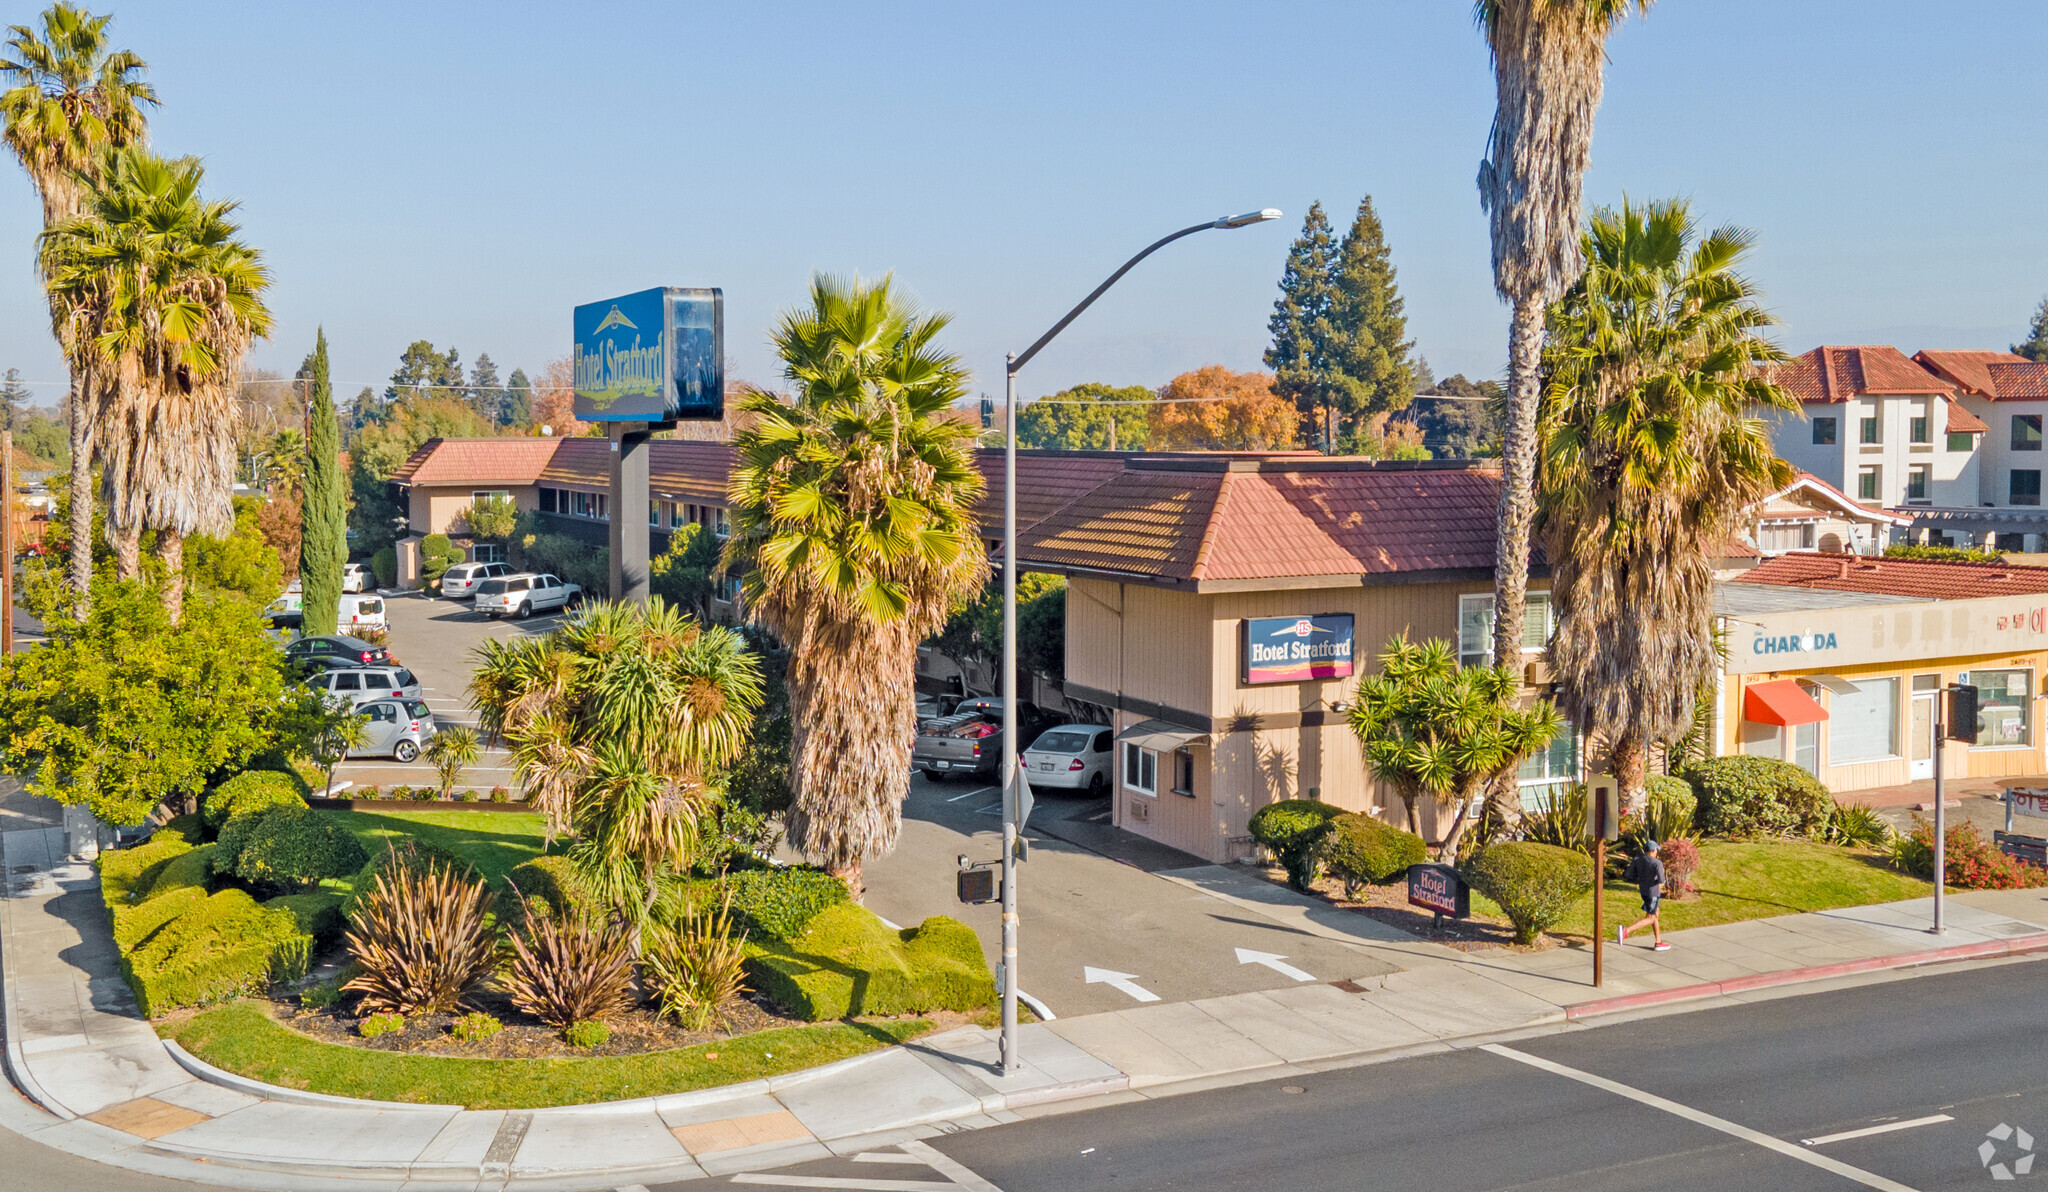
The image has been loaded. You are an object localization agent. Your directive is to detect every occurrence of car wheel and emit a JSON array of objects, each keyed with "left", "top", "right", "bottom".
[
  {"left": 394, "top": 739, "right": 419, "bottom": 763},
  {"left": 566, "top": 591, "right": 583, "bottom": 610},
  {"left": 515, "top": 600, "right": 533, "bottom": 620},
  {"left": 1088, "top": 772, "right": 1106, "bottom": 798}
]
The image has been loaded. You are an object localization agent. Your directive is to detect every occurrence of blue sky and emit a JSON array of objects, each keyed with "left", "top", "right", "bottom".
[{"left": 2, "top": 0, "right": 2044, "bottom": 406}]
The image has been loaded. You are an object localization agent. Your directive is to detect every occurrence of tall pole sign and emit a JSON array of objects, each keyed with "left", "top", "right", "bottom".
[{"left": 573, "top": 287, "right": 723, "bottom": 604}]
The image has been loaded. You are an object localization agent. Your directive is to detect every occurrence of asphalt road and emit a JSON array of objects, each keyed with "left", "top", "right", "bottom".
[
  {"left": 682, "top": 957, "right": 2048, "bottom": 1192},
  {"left": 853, "top": 773, "right": 1400, "bottom": 1018}
]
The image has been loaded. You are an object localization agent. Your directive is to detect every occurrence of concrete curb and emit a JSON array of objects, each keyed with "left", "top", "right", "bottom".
[
  {"left": 1563, "top": 930, "right": 2048, "bottom": 1020},
  {"left": 162, "top": 1039, "right": 464, "bottom": 1113},
  {"left": 0, "top": 867, "right": 76, "bottom": 1121}
]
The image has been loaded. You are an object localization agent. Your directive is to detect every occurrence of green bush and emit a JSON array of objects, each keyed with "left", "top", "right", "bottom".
[
  {"left": 744, "top": 904, "right": 995, "bottom": 1021},
  {"left": 1685, "top": 756, "right": 1835, "bottom": 839},
  {"left": 1829, "top": 803, "right": 1896, "bottom": 848},
  {"left": 1461, "top": 842, "right": 1595, "bottom": 945},
  {"left": 142, "top": 843, "right": 217, "bottom": 901},
  {"left": 1321, "top": 813, "right": 1427, "bottom": 892},
  {"left": 98, "top": 835, "right": 194, "bottom": 908},
  {"left": 216, "top": 804, "right": 369, "bottom": 892},
  {"left": 158, "top": 814, "right": 205, "bottom": 845},
  {"left": 1522, "top": 790, "right": 1591, "bottom": 853},
  {"left": 1645, "top": 775, "right": 1697, "bottom": 833},
  {"left": 343, "top": 838, "right": 475, "bottom": 921},
  {"left": 502, "top": 854, "right": 596, "bottom": 922},
  {"left": 564, "top": 1020, "right": 611, "bottom": 1049},
  {"left": 358, "top": 1011, "right": 405, "bottom": 1039},
  {"left": 451, "top": 1012, "right": 502, "bottom": 1042},
  {"left": 1248, "top": 799, "right": 1347, "bottom": 891},
  {"left": 265, "top": 890, "right": 348, "bottom": 944},
  {"left": 112, "top": 886, "right": 207, "bottom": 951},
  {"left": 371, "top": 547, "right": 397, "bottom": 589},
  {"left": 119, "top": 889, "right": 312, "bottom": 1017},
  {"left": 420, "top": 534, "right": 463, "bottom": 588},
  {"left": 204, "top": 770, "right": 309, "bottom": 833},
  {"left": 300, "top": 979, "right": 344, "bottom": 1011},
  {"left": 726, "top": 866, "right": 848, "bottom": 940}
]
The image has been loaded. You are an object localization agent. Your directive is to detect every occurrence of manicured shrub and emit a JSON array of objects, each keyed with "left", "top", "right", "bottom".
[
  {"left": 343, "top": 854, "right": 499, "bottom": 1015},
  {"left": 204, "top": 770, "right": 309, "bottom": 833},
  {"left": 371, "top": 546, "right": 397, "bottom": 589},
  {"left": 1645, "top": 775, "right": 1697, "bottom": 837},
  {"left": 98, "top": 835, "right": 194, "bottom": 908},
  {"left": 342, "top": 838, "right": 473, "bottom": 921},
  {"left": 1461, "top": 842, "right": 1595, "bottom": 945},
  {"left": 158, "top": 814, "right": 205, "bottom": 845},
  {"left": 743, "top": 904, "right": 995, "bottom": 1021},
  {"left": 1890, "top": 817, "right": 2048, "bottom": 890},
  {"left": 265, "top": 890, "right": 347, "bottom": 944},
  {"left": 1828, "top": 804, "right": 1895, "bottom": 848},
  {"left": 489, "top": 786, "right": 510, "bottom": 803},
  {"left": 1248, "top": 799, "right": 1347, "bottom": 891},
  {"left": 502, "top": 898, "right": 636, "bottom": 1028},
  {"left": 1658, "top": 838, "right": 1701, "bottom": 897},
  {"left": 216, "top": 804, "right": 369, "bottom": 893},
  {"left": 1685, "top": 756, "right": 1834, "bottom": 839},
  {"left": 119, "top": 889, "right": 312, "bottom": 1017},
  {"left": 358, "top": 1011, "right": 405, "bottom": 1039},
  {"left": 112, "top": 886, "right": 207, "bottom": 951},
  {"left": 564, "top": 1020, "right": 611, "bottom": 1048},
  {"left": 142, "top": 843, "right": 217, "bottom": 901},
  {"left": 503, "top": 854, "right": 596, "bottom": 922},
  {"left": 726, "top": 865, "right": 849, "bottom": 940},
  {"left": 1321, "top": 813, "right": 1427, "bottom": 895},
  {"left": 643, "top": 895, "right": 748, "bottom": 1030},
  {"left": 419, "top": 534, "right": 463, "bottom": 588},
  {"left": 450, "top": 1012, "right": 502, "bottom": 1042}
]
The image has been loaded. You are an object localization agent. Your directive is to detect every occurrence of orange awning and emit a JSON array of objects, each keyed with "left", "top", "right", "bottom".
[{"left": 1744, "top": 679, "right": 1828, "bottom": 727}]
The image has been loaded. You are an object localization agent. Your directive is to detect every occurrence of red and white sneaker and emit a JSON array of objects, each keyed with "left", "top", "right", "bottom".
[{"left": 1653, "top": 941, "right": 1672, "bottom": 951}]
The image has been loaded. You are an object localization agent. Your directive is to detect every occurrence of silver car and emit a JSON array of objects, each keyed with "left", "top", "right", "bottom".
[
  {"left": 441, "top": 560, "right": 512, "bottom": 599},
  {"left": 1022, "top": 726, "right": 1115, "bottom": 796},
  {"left": 348, "top": 697, "right": 436, "bottom": 763},
  {"left": 307, "top": 664, "right": 424, "bottom": 707}
]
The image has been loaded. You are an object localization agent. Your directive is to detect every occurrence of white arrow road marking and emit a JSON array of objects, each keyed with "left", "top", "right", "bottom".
[
  {"left": 730, "top": 1139, "right": 1003, "bottom": 1191},
  {"left": 1235, "top": 948, "right": 1316, "bottom": 982},
  {"left": 1083, "top": 966, "right": 1160, "bottom": 1003}
]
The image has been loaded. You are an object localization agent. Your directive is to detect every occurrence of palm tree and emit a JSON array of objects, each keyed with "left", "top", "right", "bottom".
[
  {"left": 470, "top": 598, "right": 762, "bottom": 921},
  {"left": 1473, "top": 0, "right": 1652, "bottom": 674},
  {"left": 39, "top": 147, "right": 272, "bottom": 619},
  {"left": 726, "top": 274, "right": 987, "bottom": 897},
  {"left": 1538, "top": 198, "right": 1795, "bottom": 816},
  {"left": 0, "top": 3, "right": 154, "bottom": 615}
]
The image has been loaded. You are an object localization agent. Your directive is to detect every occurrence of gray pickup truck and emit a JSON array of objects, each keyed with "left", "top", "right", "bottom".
[{"left": 912, "top": 699, "right": 1059, "bottom": 782}]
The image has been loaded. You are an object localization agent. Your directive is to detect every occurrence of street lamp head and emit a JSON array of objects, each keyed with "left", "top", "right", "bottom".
[{"left": 1213, "top": 208, "right": 1283, "bottom": 230}]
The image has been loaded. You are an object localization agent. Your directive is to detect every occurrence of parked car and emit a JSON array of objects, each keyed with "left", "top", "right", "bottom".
[
  {"left": 347, "top": 697, "right": 436, "bottom": 763},
  {"left": 440, "top": 560, "right": 513, "bottom": 599},
  {"left": 474, "top": 572, "right": 581, "bottom": 619},
  {"left": 911, "top": 699, "right": 1056, "bottom": 782},
  {"left": 305, "top": 664, "right": 423, "bottom": 707},
  {"left": 1021, "top": 725, "right": 1115, "bottom": 796},
  {"left": 342, "top": 561, "right": 373, "bottom": 593},
  {"left": 338, "top": 593, "right": 386, "bottom": 632},
  {"left": 285, "top": 634, "right": 391, "bottom": 670}
]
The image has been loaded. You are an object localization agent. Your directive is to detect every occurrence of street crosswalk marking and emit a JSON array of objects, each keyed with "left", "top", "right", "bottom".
[{"left": 728, "top": 1140, "right": 1003, "bottom": 1191}]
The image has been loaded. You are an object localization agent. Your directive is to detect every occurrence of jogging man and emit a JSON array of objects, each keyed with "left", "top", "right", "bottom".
[{"left": 1619, "top": 839, "right": 1669, "bottom": 951}]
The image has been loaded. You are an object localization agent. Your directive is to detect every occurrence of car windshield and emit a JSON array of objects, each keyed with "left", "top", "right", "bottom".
[
  {"left": 1031, "top": 730, "right": 1091, "bottom": 754},
  {"left": 477, "top": 579, "right": 508, "bottom": 595},
  {"left": 403, "top": 700, "right": 432, "bottom": 719}
]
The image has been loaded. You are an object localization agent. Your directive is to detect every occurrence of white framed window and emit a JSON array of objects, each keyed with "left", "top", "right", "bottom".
[
  {"left": 1122, "top": 742, "right": 1157, "bottom": 796},
  {"left": 471, "top": 489, "right": 510, "bottom": 503},
  {"left": 1516, "top": 723, "right": 1578, "bottom": 810},
  {"left": 471, "top": 542, "right": 505, "bottom": 564},
  {"left": 1758, "top": 522, "right": 1816, "bottom": 553},
  {"left": 1457, "top": 592, "right": 1552, "bottom": 668},
  {"left": 713, "top": 506, "right": 732, "bottom": 538},
  {"left": 1829, "top": 678, "right": 1899, "bottom": 764},
  {"left": 1961, "top": 668, "right": 2034, "bottom": 748}
]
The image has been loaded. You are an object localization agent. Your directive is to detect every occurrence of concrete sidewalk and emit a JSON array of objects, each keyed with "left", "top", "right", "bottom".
[{"left": 7, "top": 823, "right": 2048, "bottom": 1190}]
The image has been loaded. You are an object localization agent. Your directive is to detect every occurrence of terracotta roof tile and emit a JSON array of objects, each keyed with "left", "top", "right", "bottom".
[
  {"left": 1772, "top": 346, "right": 1951, "bottom": 403},
  {"left": 1947, "top": 401, "right": 1989, "bottom": 433},
  {"left": 1732, "top": 552, "right": 2048, "bottom": 599},
  {"left": 390, "top": 438, "right": 563, "bottom": 486},
  {"left": 1985, "top": 362, "right": 2048, "bottom": 401},
  {"left": 1912, "top": 349, "right": 2029, "bottom": 398}
]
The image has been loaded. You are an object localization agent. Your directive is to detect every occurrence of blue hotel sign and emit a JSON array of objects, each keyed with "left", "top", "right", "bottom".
[
  {"left": 1242, "top": 614, "right": 1356, "bottom": 685},
  {"left": 573, "top": 287, "right": 723, "bottom": 424}
]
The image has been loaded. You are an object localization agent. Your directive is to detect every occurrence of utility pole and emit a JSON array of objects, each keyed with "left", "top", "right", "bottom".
[{"left": 1, "top": 428, "right": 11, "bottom": 656}]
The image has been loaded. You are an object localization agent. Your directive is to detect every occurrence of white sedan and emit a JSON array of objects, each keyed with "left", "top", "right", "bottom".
[{"left": 1021, "top": 725, "right": 1115, "bottom": 797}]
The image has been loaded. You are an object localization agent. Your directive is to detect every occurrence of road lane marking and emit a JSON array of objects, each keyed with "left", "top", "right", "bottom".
[
  {"left": 1083, "top": 966, "right": 1160, "bottom": 1003},
  {"left": 1803, "top": 1116, "right": 1954, "bottom": 1147},
  {"left": 946, "top": 786, "right": 996, "bottom": 802},
  {"left": 1236, "top": 948, "right": 1315, "bottom": 982},
  {"left": 1483, "top": 1045, "right": 1922, "bottom": 1192},
  {"left": 900, "top": 1140, "right": 1004, "bottom": 1192}
]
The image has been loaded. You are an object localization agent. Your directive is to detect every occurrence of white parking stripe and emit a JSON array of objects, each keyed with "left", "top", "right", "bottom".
[
  {"left": 1483, "top": 1045, "right": 1922, "bottom": 1192},
  {"left": 946, "top": 786, "right": 996, "bottom": 802},
  {"left": 1802, "top": 1116, "right": 1953, "bottom": 1147}
]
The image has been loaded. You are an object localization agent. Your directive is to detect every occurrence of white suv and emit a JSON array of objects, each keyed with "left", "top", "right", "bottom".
[
  {"left": 306, "top": 664, "right": 424, "bottom": 706},
  {"left": 474, "top": 572, "right": 581, "bottom": 619},
  {"left": 441, "top": 560, "right": 512, "bottom": 599},
  {"left": 342, "top": 561, "right": 373, "bottom": 593}
]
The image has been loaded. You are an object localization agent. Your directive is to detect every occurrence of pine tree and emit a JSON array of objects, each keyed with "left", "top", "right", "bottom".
[
  {"left": 2015, "top": 297, "right": 2048, "bottom": 363},
  {"left": 0, "top": 367, "right": 29, "bottom": 430},
  {"left": 1324, "top": 195, "right": 1416, "bottom": 436},
  {"left": 470, "top": 353, "right": 503, "bottom": 424},
  {"left": 301, "top": 330, "right": 347, "bottom": 636},
  {"left": 1265, "top": 202, "right": 1340, "bottom": 449},
  {"left": 504, "top": 367, "right": 533, "bottom": 427}
]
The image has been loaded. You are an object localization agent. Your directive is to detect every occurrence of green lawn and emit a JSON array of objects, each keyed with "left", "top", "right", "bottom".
[
  {"left": 1543, "top": 840, "right": 1932, "bottom": 939},
  {"left": 164, "top": 1001, "right": 932, "bottom": 1109},
  {"left": 323, "top": 810, "right": 550, "bottom": 887}
]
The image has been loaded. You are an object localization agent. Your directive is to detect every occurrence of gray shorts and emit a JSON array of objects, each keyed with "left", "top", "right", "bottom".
[{"left": 1641, "top": 888, "right": 1661, "bottom": 915}]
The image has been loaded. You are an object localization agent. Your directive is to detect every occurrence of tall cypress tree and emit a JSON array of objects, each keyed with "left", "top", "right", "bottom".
[
  {"left": 1265, "top": 202, "right": 1340, "bottom": 449},
  {"left": 301, "top": 329, "right": 347, "bottom": 636},
  {"left": 2014, "top": 297, "right": 2048, "bottom": 363},
  {"left": 1325, "top": 195, "right": 1415, "bottom": 440}
]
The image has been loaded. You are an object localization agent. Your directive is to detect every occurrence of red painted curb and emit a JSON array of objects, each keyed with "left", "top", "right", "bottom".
[{"left": 1564, "top": 932, "right": 2048, "bottom": 1020}]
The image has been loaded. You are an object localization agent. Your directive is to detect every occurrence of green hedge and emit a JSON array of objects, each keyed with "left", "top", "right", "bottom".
[
  {"left": 726, "top": 866, "right": 848, "bottom": 940},
  {"left": 158, "top": 814, "right": 206, "bottom": 845},
  {"left": 265, "top": 891, "right": 347, "bottom": 944},
  {"left": 1321, "top": 813, "right": 1427, "bottom": 889},
  {"left": 1462, "top": 842, "right": 1594, "bottom": 945},
  {"left": 1685, "top": 756, "right": 1835, "bottom": 839},
  {"left": 744, "top": 904, "right": 995, "bottom": 1021},
  {"left": 143, "top": 843, "right": 217, "bottom": 901},
  {"left": 204, "top": 771, "right": 309, "bottom": 833},
  {"left": 215, "top": 805, "right": 368, "bottom": 892},
  {"left": 502, "top": 855, "right": 594, "bottom": 922},
  {"left": 119, "top": 889, "right": 311, "bottom": 1017},
  {"left": 1248, "top": 799, "right": 1347, "bottom": 891},
  {"left": 344, "top": 837, "right": 475, "bottom": 920},
  {"left": 98, "top": 836, "right": 194, "bottom": 909},
  {"left": 112, "top": 886, "right": 206, "bottom": 951}
]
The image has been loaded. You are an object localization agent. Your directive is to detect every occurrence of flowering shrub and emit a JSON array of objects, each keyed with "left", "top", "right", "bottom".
[
  {"left": 358, "top": 1011, "right": 405, "bottom": 1039},
  {"left": 1891, "top": 817, "right": 2048, "bottom": 890},
  {"left": 1658, "top": 838, "right": 1701, "bottom": 897},
  {"left": 355, "top": 785, "right": 381, "bottom": 800},
  {"left": 489, "top": 786, "right": 511, "bottom": 803},
  {"left": 450, "top": 1012, "right": 502, "bottom": 1042}
]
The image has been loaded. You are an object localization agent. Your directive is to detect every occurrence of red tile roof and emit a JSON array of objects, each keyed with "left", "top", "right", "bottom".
[
  {"left": 390, "top": 438, "right": 563, "bottom": 486},
  {"left": 1772, "top": 346, "right": 1951, "bottom": 403},
  {"left": 1985, "top": 362, "right": 2048, "bottom": 401},
  {"left": 1948, "top": 401, "right": 1990, "bottom": 433},
  {"left": 1732, "top": 552, "right": 2048, "bottom": 599},
  {"left": 1912, "top": 349, "right": 2029, "bottom": 398}
]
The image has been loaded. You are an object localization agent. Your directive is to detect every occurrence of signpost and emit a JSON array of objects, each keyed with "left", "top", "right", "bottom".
[
  {"left": 573, "top": 287, "right": 723, "bottom": 604},
  {"left": 1587, "top": 779, "right": 1619, "bottom": 987},
  {"left": 1933, "top": 684, "right": 1978, "bottom": 935},
  {"left": 1407, "top": 862, "right": 1469, "bottom": 931}
]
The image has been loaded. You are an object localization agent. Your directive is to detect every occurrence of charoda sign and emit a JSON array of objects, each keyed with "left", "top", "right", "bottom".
[
  {"left": 1241, "top": 614, "right": 1355, "bottom": 685},
  {"left": 1724, "top": 593, "right": 2048, "bottom": 675},
  {"left": 1751, "top": 629, "right": 1839, "bottom": 657}
]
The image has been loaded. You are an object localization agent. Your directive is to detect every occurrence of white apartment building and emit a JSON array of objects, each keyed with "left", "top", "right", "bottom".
[
  {"left": 1914, "top": 350, "right": 2048, "bottom": 513},
  {"left": 1764, "top": 345, "right": 1985, "bottom": 514}
]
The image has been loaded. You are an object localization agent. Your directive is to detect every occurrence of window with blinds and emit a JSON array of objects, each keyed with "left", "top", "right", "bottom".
[
  {"left": 1828, "top": 678, "right": 1898, "bottom": 765},
  {"left": 1458, "top": 592, "right": 1552, "bottom": 668}
]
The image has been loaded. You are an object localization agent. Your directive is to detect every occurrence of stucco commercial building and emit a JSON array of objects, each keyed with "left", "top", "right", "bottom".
[{"left": 1015, "top": 455, "right": 1561, "bottom": 863}]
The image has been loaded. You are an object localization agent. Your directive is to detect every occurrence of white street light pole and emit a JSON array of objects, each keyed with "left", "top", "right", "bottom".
[{"left": 997, "top": 208, "right": 1281, "bottom": 1075}]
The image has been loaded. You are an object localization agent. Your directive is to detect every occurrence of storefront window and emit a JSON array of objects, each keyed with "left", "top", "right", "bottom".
[
  {"left": 1962, "top": 669, "right": 2034, "bottom": 747},
  {"left": 1516, "top": 724, "right": 1577, "bottom": 810},
  {"left": 1123, "top": 743, "right": 1157, "bottom": 795},
  {"left": 1458, "top": 592, "right": 1551, "bottom": 668},
  {"left": 1829, "top": 678, "right": 1899, "bottom": 764}
]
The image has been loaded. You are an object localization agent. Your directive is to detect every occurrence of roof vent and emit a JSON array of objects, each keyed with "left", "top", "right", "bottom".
[{"left": 1837, "top": 560, "right": 1850, "bottom": 579}]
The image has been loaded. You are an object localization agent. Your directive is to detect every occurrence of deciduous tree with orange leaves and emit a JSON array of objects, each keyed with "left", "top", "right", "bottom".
[{"left": 1151, "top": 366, "right": 1299, "bottom": 451}]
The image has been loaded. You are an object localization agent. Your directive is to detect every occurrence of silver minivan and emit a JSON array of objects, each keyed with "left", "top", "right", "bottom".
[
  {"left": 441, "top": 560, "right": 513, "bottom": 599},
  {"left": 308, "top": 664, "right": 423, "bottom": 706},
  {"left": 349, "top": 697, "right": 436, "bottom": 763}
]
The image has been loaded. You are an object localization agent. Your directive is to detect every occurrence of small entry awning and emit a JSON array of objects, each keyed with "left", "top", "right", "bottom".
[
  {"left": 1744, "top": 679, "right": 1829, "bottom": 727},
  {"left": 1117, "top": 719, "right": 1210, "bottom": 752}
]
